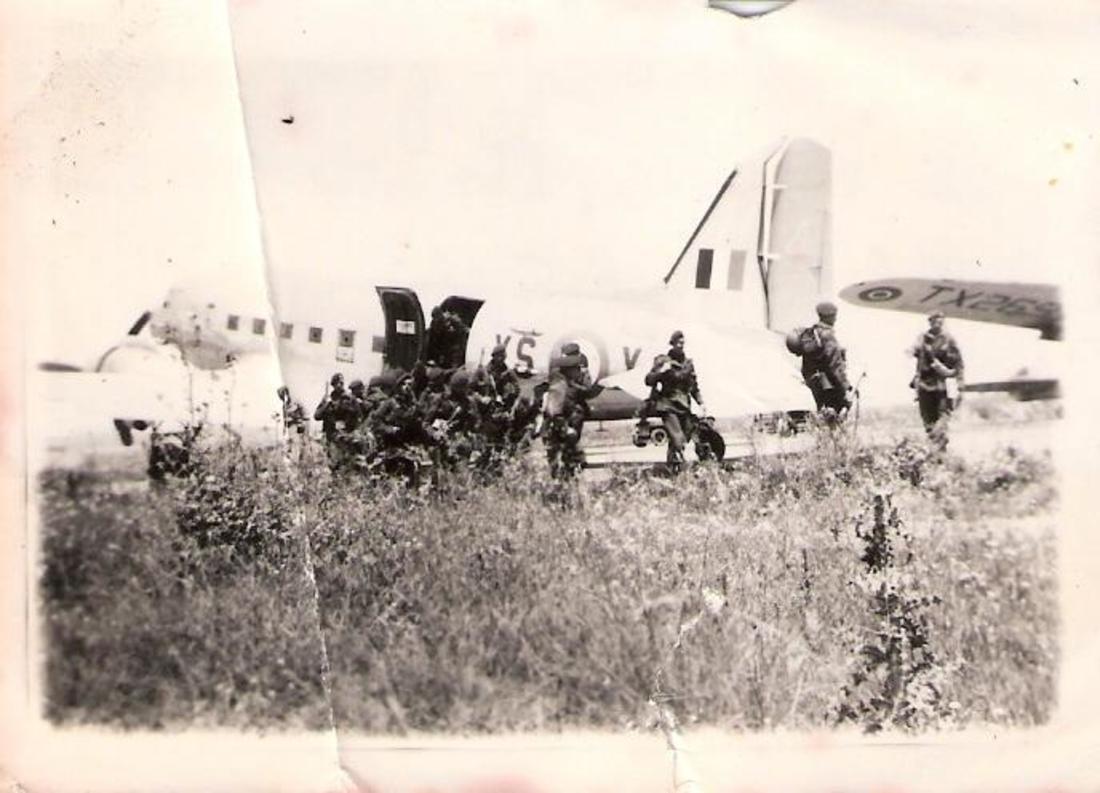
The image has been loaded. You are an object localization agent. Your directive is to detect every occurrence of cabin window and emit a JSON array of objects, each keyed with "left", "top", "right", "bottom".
[
  {"left": 695, "top": 249, "right": 714, "bottom": 289},
  {"left": 252, "top": 318, "right": 266, "bottom": 335},
  {"left": 308, "top": 326, "right": 323, "bottom": 343},
  {"left": 279, "top": 322, "right": 293, "bottom": 339},
  {"left": 227, "top": 314, "right": 240, "bottom": 331},
  {"left": 338, "top": 329, "right": 356, "bottom": 348}
]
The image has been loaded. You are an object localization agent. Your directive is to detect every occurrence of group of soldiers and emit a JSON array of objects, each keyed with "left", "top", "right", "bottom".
[
  {"left": 789, "top": 301, "right": 965, "bottom": 449},
  {"left": 290, "top": 300, "right": 964, "bottom": 485},
  {"left": 308, "top": 344, "right": 542, "bottom": 482}
]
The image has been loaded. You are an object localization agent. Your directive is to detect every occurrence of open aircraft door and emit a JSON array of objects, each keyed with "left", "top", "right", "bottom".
[
  {"left": 437, "top": 295, "right": 484, "bottom": 367},
  {"left": 376, "top": 287, "right": 425, "bottom": 371}
]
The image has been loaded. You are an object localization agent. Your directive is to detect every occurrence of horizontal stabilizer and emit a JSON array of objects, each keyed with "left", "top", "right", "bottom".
[
  {"left": 840, "top": 278, "right": 1062, "bottom": 340},
  {"left": 962, "top": 379, "right": 1060, "bottom": 401}
]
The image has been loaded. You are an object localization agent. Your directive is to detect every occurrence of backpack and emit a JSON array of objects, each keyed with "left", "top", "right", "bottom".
[{"left": 786, "top": 326, "right": 822, "bottom": 357}]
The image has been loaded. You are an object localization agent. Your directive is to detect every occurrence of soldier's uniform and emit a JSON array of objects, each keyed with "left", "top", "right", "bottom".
[
  {"left": 793, "top": 302, "right": 851, "bottom": 422},
  {"left": 911, "top": 311, "right": 964, "bottom": 450},
  {"left": 314, "top": 374, "right": 350, "bottom": 444},
  {"left": 425, "top": 307, "right": 471, "bottom": 368},
  {"left": 643, "top": 331, "right": 707, "bottom": 471},
  {"left": 541, "top": 343, "right": 599, "bottom": 479},
  {"left": 417, "top": 369, "right": 478, "bottom": 468},
  {"left": 314, "top": 374, "right": 356, "bottom": 468},
  {"left": 486, "top": 345, "right": 521, "bottom": 408}
]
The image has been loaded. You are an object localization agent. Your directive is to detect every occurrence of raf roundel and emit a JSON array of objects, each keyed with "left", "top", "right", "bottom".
[{"left": 859, "top": 286, "right": 903, "bottom": 303}]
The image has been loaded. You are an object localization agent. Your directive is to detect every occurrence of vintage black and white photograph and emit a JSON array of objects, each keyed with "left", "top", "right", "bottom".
[{"left": 3, "top": 1, "right": 1098, "bottom": 791}]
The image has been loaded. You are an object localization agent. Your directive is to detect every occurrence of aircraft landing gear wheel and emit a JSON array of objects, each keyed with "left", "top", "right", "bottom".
[{"left": 650, "top": 427, "right": 668, "bottom": 446}]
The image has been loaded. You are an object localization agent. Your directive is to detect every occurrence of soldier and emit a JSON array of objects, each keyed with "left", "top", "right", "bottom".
[
  {"left": 643, "top": 330, "right": 708, "bottom": 472},
  {"left": 788, "top": 301, "right": 852, "bottom": 423},
  {"left": 486, "top": 344, "right": 521, "bottom": 409},
  {"left": 365, "top": 371, "right": 431, "bottom": 481},
  {"left": 910, "top": 311, "right": 964, "bottom": 450},
  {"left": 425, "top": 306, "right": 471, "bottom": 368},
  {"left": 541, "top": 342, "right": 599, "bottom": 479},
  {"left": 313, "top": 373, "right": 349, "bottom": 444},
  {"left": 427, "top": 368, "right": 484, "bottom": 468},
  {"left": 277, "top": 386, "right": 307, "bottom": 436},
  {"left": 277, "top": 386, "right": 308, "bottom": 461}
]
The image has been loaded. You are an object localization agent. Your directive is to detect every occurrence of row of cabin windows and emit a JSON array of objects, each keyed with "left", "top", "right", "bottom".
[{"left": 225, "top": 314, "right": 355, "bottom": 347}]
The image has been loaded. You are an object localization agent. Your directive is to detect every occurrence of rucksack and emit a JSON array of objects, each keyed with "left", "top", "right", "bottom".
[{"left": 786, "top": 326, "right": 822, "bottom": 357}]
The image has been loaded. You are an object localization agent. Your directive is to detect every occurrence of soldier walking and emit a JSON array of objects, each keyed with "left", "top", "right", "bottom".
[
  {"left": 910, "top": 311, "right": 964, "bottom": 450},
  {"left": 541, "top": 342, "right": 599, "bottom": 479},
  {"left": 789, "top": 301, "right": 852, "bottom": 424},
  {"left": 643, "top": 330, "right": 708, "bottom": 472}
]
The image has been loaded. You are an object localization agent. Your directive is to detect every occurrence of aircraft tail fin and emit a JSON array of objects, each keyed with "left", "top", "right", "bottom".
[
  {"left": 761, "top": 138, "right": 833, "bottom": 332},
  {"left": 663, "top": 138, "right": 832, "bottom": 333}
]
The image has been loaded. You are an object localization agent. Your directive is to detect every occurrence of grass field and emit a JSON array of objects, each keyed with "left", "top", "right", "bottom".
[{"left": 36, "top": 406, "right": 1059, "bottom": 734}]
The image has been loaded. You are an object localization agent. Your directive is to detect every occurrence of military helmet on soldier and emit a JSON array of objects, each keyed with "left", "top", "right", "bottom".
[
  {"left": 449, "top": 369, "right": 471, "bottom": 391},
  {"left": 815, "top": 301, "right": 837, "bottom": 320}
]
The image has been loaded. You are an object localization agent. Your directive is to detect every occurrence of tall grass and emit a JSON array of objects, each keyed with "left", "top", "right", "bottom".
[{"left": 38, "top": 429, "right": 1058, "bottom": 733}]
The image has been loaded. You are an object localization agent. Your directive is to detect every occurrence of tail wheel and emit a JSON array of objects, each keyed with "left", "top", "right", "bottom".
[{"left": 650, "top": 426, "right": 668, "bottom": 446}]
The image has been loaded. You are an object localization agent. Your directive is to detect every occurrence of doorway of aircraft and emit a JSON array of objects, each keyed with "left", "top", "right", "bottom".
[
  {"left": 375, "top": 287, "right": 425, "bottom": 371},
  {"left": 423, "top": 295, "right": 484, "bottom": 369}
]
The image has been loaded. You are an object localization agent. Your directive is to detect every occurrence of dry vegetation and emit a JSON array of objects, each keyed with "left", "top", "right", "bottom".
[{"left": 38, "top": 414, "right": 1058, "bottom": 734}]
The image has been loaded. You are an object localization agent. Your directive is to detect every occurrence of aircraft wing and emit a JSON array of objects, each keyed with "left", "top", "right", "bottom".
[
  {"left": 840, "top": 278, "right": 1062, "bottom": 340},
  {"left": 598, "top": 327, "right": 812, "bottom": 418},
  {"left": 31, "top": 353, "right": 285, "bottom": 456}
]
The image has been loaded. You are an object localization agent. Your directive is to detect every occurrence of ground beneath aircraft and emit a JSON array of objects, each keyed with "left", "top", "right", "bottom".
[{"left": 582, "top": 396, "right": 1061, "bottom": 471}]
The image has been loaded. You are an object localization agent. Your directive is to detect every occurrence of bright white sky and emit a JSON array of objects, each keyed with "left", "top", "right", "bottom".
[{"left": 4, "top": 0, "right": 1098, "bottom": 406}]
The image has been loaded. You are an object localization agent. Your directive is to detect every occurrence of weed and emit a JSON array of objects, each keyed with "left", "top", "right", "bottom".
[{"left": 37, "top": 426, "right": 1058, "bottom": 732}]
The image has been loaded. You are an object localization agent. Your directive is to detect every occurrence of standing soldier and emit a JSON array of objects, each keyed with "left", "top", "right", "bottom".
[
  {"left": 643, "top": 330, "right": 708, "bottom": 472},
  {"left": 910, "top": 311, "right": 964, "bottom": 450},
  {"left": 277, "top": 386, "right": 308, "bottom": 461},
  {"left": 486, "top": 343, "right": 521, "bottom": 409},
  {"left": 425, "top": 305, "right": 471, "bottom": 369},
  {"left": 788, "top": 301, "right": 852, "bottom": 423},
  {"left": 541, "top": 342, "right": 599, "bottom": 479},
  {"left": 314, "top": 373, "right": 349, "bottom": 444}
]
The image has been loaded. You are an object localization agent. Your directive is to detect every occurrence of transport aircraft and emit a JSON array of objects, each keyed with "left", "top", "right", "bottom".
[
  {"left": 36, "top": 138, "right": 834, "bottom": 454},
  {"left": 840, "top": 278, "right": 1062, "bottom": 400}
]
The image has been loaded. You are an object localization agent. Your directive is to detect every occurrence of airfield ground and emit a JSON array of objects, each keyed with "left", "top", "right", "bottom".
[{"left": 31, "top": 397, "right": 1059, "bottom": 739}]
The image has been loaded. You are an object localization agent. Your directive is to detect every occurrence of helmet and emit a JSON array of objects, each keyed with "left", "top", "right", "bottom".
[
  {"left": 560, "top": 341, "right": 582, "bottom": 356},
  {"left": 491, "top": 344, "right": 507, "bottom": 359},
  {"left": 449, "top": 370, "right": 471, "bottom": 390},
  {"left": 373, "top": 371, "right": 398, "bottom": 391},
  {"left": 669, "top": 330, "right": 684, "bottom": 346},
  {"left": 553, "top": 353, "right": 587, "bottom": 370},
  {"left": 349, "top": 379, "right": 365, "bottom": 393},
  {"left": 815, "top": 301, "right": 837, "bottom": 320},
  {"left": 330, "top": 373, "right": 345, "bottom": 387},
  {"left": 785, "top": 329, "right": 804, "bottom": 354}
]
